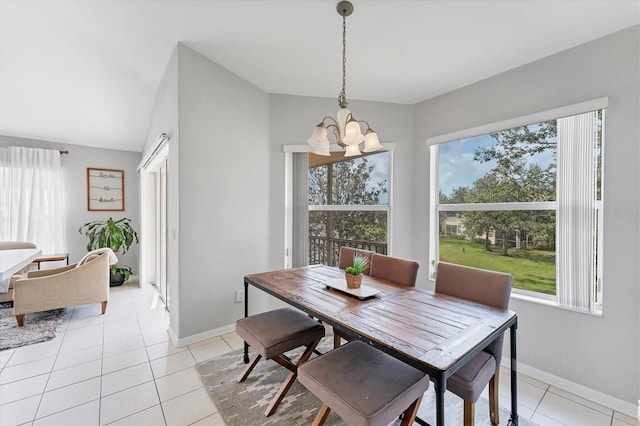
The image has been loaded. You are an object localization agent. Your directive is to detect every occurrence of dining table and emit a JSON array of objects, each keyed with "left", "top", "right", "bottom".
[
  {"left": 243, "top": 264, "right": 519, "bottom": 426},
  {"left": 0, "top": 248, "right": 42, "bottom": 293}
]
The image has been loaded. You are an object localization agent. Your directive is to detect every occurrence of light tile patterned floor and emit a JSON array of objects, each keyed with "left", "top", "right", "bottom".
[{"left": 0, "top": 282, "right": 637, "bottom": 426}]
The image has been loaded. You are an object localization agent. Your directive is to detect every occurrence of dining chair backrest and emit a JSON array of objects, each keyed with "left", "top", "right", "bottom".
[
  {"left": 435, "top": 261, "right": 512, "bottom": 362},
  {"left": 338, "top": 247, "right": 374, "bottom": 275},
  {"left": 369, "top": 253, "right": 420, "bottom": 287}
]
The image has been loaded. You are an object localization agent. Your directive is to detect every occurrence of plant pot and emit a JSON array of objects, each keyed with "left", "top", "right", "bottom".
[
  {"left": 345, "top": 273, "right": 363, "bottom": 289},
  {"left": 110, "top": 271, "right": 125, "bottom": 287}
]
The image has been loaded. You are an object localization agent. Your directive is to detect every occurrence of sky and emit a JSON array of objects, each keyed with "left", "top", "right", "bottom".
[
  {"left": 438, "top": 134, "right": 496, "bottom": 196},
  {"left": 438, "top": 127, "right": 556, "bottom": 197}
]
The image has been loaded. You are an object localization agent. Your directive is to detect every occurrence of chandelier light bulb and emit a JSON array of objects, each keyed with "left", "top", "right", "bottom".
[
  {"left": 344, "top": 144, "right": 361, "bottom": 157},
  {"left": 308, "top": 124, "right": 328, "bottom": 147},
  {"left": 343, "top": 120, "right": 365, "bottom": 145},
  {"left": 363, "top": 129, "right": 383, "bottom": 152}
]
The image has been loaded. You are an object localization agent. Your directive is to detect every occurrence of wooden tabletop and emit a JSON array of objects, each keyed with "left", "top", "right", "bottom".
[{"left": 245, "top": 264, "right": 517, "bottom": 374}]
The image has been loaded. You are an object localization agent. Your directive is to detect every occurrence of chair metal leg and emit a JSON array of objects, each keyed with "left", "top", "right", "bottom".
[
  {"left": 238, "top": 353, "right": 262, "bottom": 382},
  {"left": 312, "top": 404, "right": 331, "bottom": 426},
  {"left": 463, "top": 400, "right": 475, "bottom": 426},
  {"left": 489, "top": 371, "right": 499, "bottom": 425}
]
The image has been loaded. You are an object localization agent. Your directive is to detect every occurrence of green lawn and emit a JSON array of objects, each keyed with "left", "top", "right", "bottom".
[{"left": 439, "top": 236, "right": 556, "bottom": 295}]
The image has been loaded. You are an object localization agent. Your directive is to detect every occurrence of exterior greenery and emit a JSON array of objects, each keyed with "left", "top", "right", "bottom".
[
  {"left": 440, "top": 236, "right": 555, "bottom": 295},
  {"left": 308, "top": 153, "right": 389, "bottom": 265}
]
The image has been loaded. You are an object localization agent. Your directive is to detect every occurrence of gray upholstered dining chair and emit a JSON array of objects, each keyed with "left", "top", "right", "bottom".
[
  {"left": 435, "top": 262, "right": 513, "bottom": 426},
  {"left": 235, "top": 308, "right": 325, "bottom": 417},
  {"left": 338, "top": 246, "right": 374, "bottom": 273},
  {"left": 369, "top": 253, "right": 420, "bottom": 287},
  {"left": 298, "top": 340, "right": 430, "bottom": 426}
]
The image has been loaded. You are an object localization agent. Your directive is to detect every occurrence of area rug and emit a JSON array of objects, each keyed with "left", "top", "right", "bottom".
[
  {"left": 196, "top": 337, "right": 538, "bottom": 426},
  {"left": 0, "top": 308, "right": 66, "bottom": 351}
]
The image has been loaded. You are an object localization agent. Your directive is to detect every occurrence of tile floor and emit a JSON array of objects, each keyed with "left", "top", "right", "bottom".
[{"left": 0, "top": 282, "right": 637, "bottom": 426}]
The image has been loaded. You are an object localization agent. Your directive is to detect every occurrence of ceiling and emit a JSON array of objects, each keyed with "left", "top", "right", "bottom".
[{"left": 1, "top": 0, "right": 638, "bottom": 152}]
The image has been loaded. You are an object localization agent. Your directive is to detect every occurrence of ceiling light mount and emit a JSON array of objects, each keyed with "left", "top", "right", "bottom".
[{"left": 307, "top": 0, "right": 382, "bottom": 157}]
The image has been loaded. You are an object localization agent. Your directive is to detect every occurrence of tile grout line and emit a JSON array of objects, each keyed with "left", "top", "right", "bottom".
[{"left": 30, "top": 305, "right": 74, "bottom": 424}]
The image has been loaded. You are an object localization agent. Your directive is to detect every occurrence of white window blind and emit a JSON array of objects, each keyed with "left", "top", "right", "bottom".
[{"left": 556, "top": 112, "right": 598, "bottom": 311}]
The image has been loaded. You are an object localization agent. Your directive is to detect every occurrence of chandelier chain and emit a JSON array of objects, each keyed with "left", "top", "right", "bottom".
[{"left": 339, "top": 12, "right": 347, "bottom": 106}]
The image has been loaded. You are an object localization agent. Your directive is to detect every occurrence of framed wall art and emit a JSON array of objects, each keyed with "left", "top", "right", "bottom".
[{"left": 87, "top": 168, "right": 124, "bottom": 211}]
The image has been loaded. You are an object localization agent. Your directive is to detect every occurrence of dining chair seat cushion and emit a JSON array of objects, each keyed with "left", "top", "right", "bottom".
[
  {"left": 298, "top": 340, "right": 430, "bottom": 426},
  {"left": 236, "top": 308, "right": 325, "bottom": 360},
  {"left": 447, "top": 350, "right": 496, "bottom": 403}
]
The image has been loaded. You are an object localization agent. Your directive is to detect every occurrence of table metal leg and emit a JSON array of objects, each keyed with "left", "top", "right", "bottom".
[
  {"left": 435, "top": 373, "right": 445, "bottom": 426},
  {"left": 243, "top": 280, "right": 249, "bottom": 364},
  {"left": 508, "top": 319, "right": 519, "bottom": 425}
]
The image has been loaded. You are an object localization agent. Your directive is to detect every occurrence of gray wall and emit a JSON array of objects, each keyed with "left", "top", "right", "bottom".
[
  {"left": 268, "top": 94, "right": 417, "bottom": 271},
  {"left": 413, "top": 25, "right": 639, "bottom": 406},
  {"left": 0, "top": 135, "right": 141, "bottom": 271},
  {"left": 142, "top": 44, "right": 181, "bottom": 334},
  {"left": 143, "top": 25, "right": 639, "bottom": 407},
  {"left": 144, "top": 44, "right": 272, "bottom": 339}
]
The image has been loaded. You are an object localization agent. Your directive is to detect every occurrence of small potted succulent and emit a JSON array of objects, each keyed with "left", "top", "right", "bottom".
[
  {"left": 344, "top": 253, "right": 370, "bottom": 289},
  {"left": 78, "top": 217, "right": 139, "bottom": 286}
]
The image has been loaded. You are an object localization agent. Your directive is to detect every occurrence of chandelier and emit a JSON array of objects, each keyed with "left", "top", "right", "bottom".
[{"left": 307, "top": 1, "right": 383, "bottom": 157}]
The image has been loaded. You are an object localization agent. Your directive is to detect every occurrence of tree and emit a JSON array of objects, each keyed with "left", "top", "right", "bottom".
[
  {"left": 309, "top": 155, "right": 388, "bottom": 243},
  {"left": 448, "top": 122, "right": 557, "bottom": 256}
]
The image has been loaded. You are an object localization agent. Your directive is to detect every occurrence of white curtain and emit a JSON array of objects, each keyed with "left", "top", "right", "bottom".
[
  {"left": 556, "top": 112, "right": 597, "bottom": 311},
  {"left": 0, "top": 146, "right": 66, "bottom": 253}
]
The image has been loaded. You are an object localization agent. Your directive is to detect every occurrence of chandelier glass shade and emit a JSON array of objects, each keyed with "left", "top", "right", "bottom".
[{"left": 307, "top": 1, "right": 383, "bottom": 157}]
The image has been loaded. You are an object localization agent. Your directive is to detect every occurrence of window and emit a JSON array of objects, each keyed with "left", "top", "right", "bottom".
[
  {"left": 429, "top": 101, "right": 605, "bottom": 313},
  {"left": 0, "top": 146, "right": 66, "bottom": 254},
  {"left": 308, "top": 151, "right": 391, "bottom": 266}
]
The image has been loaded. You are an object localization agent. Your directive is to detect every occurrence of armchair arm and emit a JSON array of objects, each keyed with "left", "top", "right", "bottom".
[{"left": 27, "top": 264, "right": 77, "bottom": 278}]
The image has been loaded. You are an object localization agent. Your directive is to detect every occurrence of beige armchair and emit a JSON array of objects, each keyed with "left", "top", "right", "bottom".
[
  {"left": 0, "top": 241, "right": 37, "bottom": 304},
  {"left": 13, "top": 251, "right": 110, "bottom": 326}
]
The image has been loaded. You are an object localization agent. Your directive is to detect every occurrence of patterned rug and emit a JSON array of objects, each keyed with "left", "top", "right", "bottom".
[
  {"left": 0, "top": 308, "right": 66, "bottom": 351},
  {"left": 196, "top": 337, "right": 538, "bottom": 426}
]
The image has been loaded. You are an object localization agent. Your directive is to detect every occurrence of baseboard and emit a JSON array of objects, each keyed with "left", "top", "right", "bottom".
[
  {"left": 167, "top": 325, "right": 179, "bottom": 347},
  {"left": 169, "top": 323, "right": 236, "bottom": 347},
  {"left": 503, "top": 359, "right": 638, "bottom": 418}
]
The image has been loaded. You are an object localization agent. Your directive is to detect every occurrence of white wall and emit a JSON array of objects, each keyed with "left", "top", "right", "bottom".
[
  {"left": 413, "top": 25, "right": 639, "bottom": 407},
  {"left": 0, "top": 135, "right": 141, "bottom": 271}
]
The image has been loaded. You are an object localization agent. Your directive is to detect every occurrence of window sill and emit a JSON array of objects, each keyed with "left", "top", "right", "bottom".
[
  {"left": 510, "top": 291, "right": 603, "bottom": 317},
  {"left": 426, "top": 278, "right": 603, "bottom": 317}
]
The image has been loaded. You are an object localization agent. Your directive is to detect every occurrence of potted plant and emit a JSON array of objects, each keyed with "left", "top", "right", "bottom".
[
  {"left": 78, "top": 217, "right": 139, "bottom": 286},
  {"left": 344, "top": 253, "right": 370, "bottom": 289}
]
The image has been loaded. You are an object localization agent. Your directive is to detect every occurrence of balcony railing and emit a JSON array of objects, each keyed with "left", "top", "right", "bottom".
[{"left": 309, "top": 236, "right": 387, "bottom": 267}]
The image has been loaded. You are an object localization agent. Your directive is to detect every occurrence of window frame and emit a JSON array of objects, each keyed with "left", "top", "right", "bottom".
[
  {"left": 427, "top": 98, "right": 607, "bottom": 313},
  {"left": 284, "top": 143, "right": 395, "bottom": 269}
]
